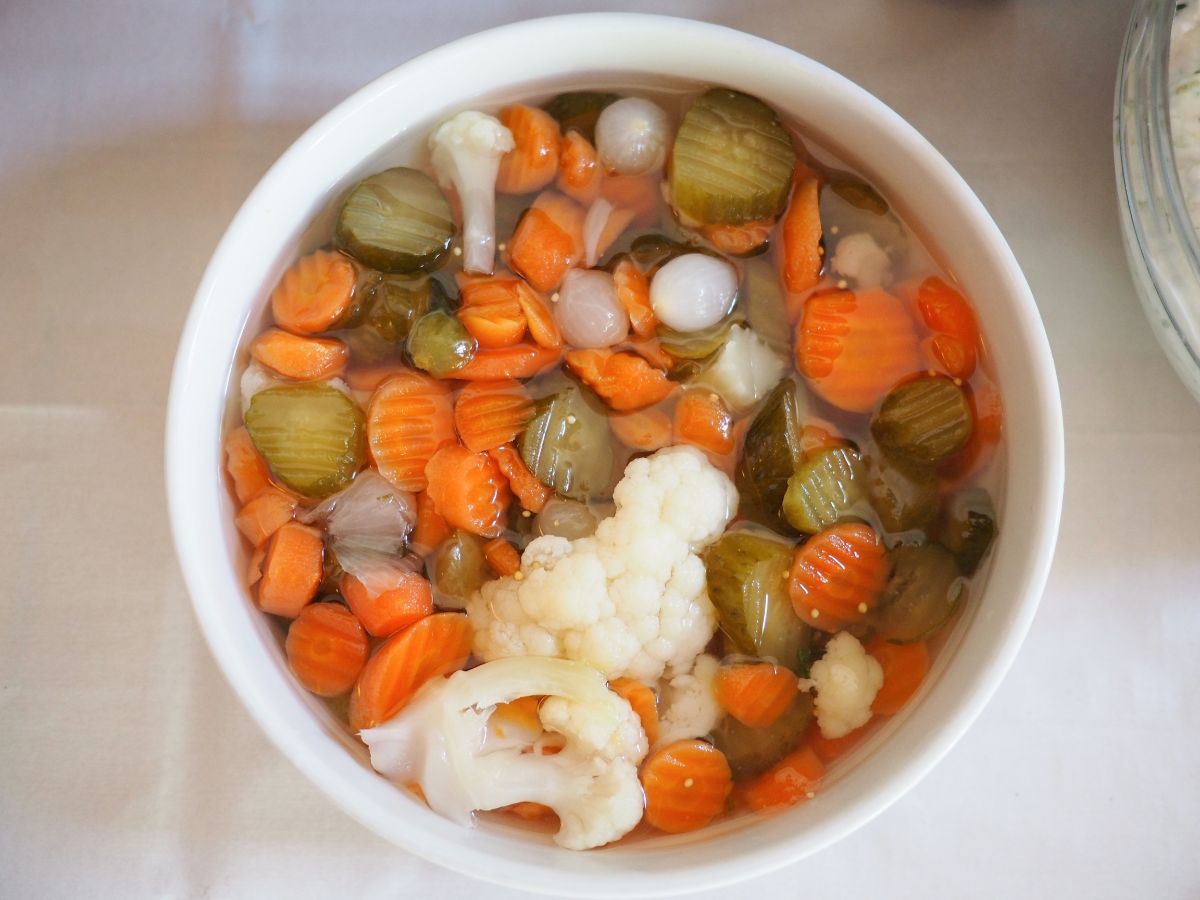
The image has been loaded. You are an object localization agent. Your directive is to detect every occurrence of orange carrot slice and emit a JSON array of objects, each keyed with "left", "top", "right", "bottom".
[
  {"left": 247, "top": 544, "right": 267, "bottom": 586},
  {"left": 483, "top": 537, "right": 522, "bottom": 577},
  {"left": 713, "top": 663, "right": 800, "bottom": 728},
  {"left": 514, "top": 282, "right": 563, "bottom": 349},
  {"left": 780, "top": 165, "right": 822, "bottom": 294},
  {"left": 249, "top": 328, "right": 349, "bottom": 381},
  {"left": 796, "top": 288, "right": 920, "bottom": 413},
  {"left": 609, "top": 408, "right": 672, "bottom": 452},
  {"left": 488, "top": 444, "right": 551, "bottom": 513},
  {"left": 701, "top": 219, "right": 773, "bottom": 257},
  {"left": 457, "top": 276, "right": 529, "bottom": 349},
  {"left": 627, "top": 337, "right": 675, "bottom": 371},
  {"left": 609, "top": 677, "right": 659, "bottom": 746},
  {"left": 496, "top": 104, "right": 561, "bottom": 195},
  {"left": 507, "top": 193, "right": 584, "bottom": 292},
  {"left": 425, "top": 444, "right": 511, "bottom": 537},
  {"left": 866, "top": 637, "right": 930, "bottom": 716},
  {"left": 453, "top": 379, "right": 534, "bottom": 452},
  {"left": 348, "top": 612, "right": 473, "bottom": 731},
  {"left": 367, "top": 370, "right": 455, "bottom": 492},
  {"left": 913, "top": 276, "right": 979, "bottom": 380},
  {"left": 641, "top": 740, "right": 732, "bottom": 834},
  {"left": 345, "top": 362, "right": 409, "bottom": 394},
  {"left": 234, "top": 486, "right": 298, "bottom": 547},
  {"left": 257, "top": 521, "right": 324, "bottom": 618},
  {"left": 285, "top": 602, "right": 369, "bottom": 696},
  {"left": 807, "top": 723, "right": 868, "bottom": 764},
  {"left": 742, "top": 744, "right": 825, "bottom": 811},
  {"left": 612, "top": 257, "right": 657, "bottom": 338},
  {"left": 224, "top": 426, "right": 273, "bottom": 504},
  {"left": 788, "top": 522, "right": 888, "bottom": 632},
  {"left": 674, "top": 389, "right": 735, "bottom": 456},
  {"left": 270, "top": 249, "right": 357, "bottom": 335},
  {"left": 505, "top": 802, "right": 558, "bottom": 821},
  {"left": 557, "top": 130, "right": 601, "bottom": 204},
  {"left": 600, "top": 174, "right": 661, "bottom": 226},
  {"left": 453, "top": 342, "right": 561, "bottom": 381},
  {"left": 564, "top": 348, "right": 675, "bottom": 411},
  {"left": 341, "top": 572, "right": 434, "bottom": 638},
  {"left": 411, "top": 490, "right": 451, "bottom": 554}
]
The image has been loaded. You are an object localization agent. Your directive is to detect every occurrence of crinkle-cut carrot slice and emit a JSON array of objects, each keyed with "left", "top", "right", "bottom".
[
  {"left": 341, "top": 572, "right": 434, "bottom": 638},
  {"left": 795, "top": 288, "right": 920, "bottom": 413},
  {"left": 713, "top": 663, "right": 800, "bottom": 728},
  {"left": 507, "top": 192, "right": 584, "bottom": 292},
  {"left": 741, "top": 744, "right": 825, "bottom": 811},
  {"left": 557, "top": 130, "right": 601, "bottom": 204},
  {"left": 453, "top": 379, "right": 534, "bottom": 453},
  {"left": 250, "top": 328, "right": 349, "bottom": 381},
  {"left": 866, "top": 637, "right": 930, "bottom": 716},
  {"left": 411, "top": 490, "right": 451, "bottom": 554},
  {"left": 270, "top": 249, "right": 357, "bottom": 335},
  {"left": 424, "top": 444, "right": 511, "bottom": 537},
  {"left": 367, "top": 370, "right": 455, "bottom": 492},
  {"left": 257, "top": 521, "right": 324, "bottom": 618},
  {"left": 483, "top": 537, "right": 522, "bottom": 577},
  {"left": 488, "top": 444, "right": 551, "bottom": 514},
  {"left": 674, "top": 389, "right": 735, "bottom": 456},
  {"left": 234, "top": 485, "right": 297, "bottom": 547},
  {"left": 514, "top": 281, "right": 563, "bottom": 349},
  {"left": 564, "top": 348, "right": 675, "bottom": 411},
  {"left": 913, "top": 276, "right": 980, "bottom": 380},
  {"left": 452, "top": 342, "right": 562, "bottom": 381},
  {"left": 701, "top": 219, "right": 773, "bottom": 257},
  {"left": 788, "top": 522, "right": 888, "bottom": 632},
  {"left": 285, "top": 602, "right": 369, "bottom": 696},
  {"left": 609, "top": 677, "right": 659, "bottom": 746},
  {"left": 612, "top": 257, "right": 657, "bottom": 338},
  {"left": 348, "top": 612, "right": 473, "bottom": 731},
  {"left": 224, "top": 426, "right": 273, "bottom": 504},
  {"left": 457, "top": 276, "right": 528, "bottom": 349},
  {"left": 780, "top": 164, "right": 822, "bottom": 294},
  {"left": 641, "top": 739, "right": 732, "bottom": 834},
  {"left": 496, "top": 104, "right": 561, "bottom": 195}
]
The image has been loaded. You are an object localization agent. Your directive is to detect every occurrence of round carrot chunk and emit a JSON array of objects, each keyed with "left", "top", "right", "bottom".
[
  {"left": 286, "top": 602, "right": 369, "bottom": 696},
  {"left": 641, "top": 739, "right": 732, "bottom": 834}
]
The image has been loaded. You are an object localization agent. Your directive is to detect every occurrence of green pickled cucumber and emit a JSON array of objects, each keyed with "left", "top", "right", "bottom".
[
  {"left": 742, "top": 257, "right": 791, "bottom": 355},
  {"left": 783, "top": 446, "right": 868, "bottom": 534},
  {"left": 657, "top": 314, "right": 741, "bottom": 360},
  {"left": 864, "top": 450, "right": 939, "bottom": 535},
  {"left": 711, "top": 692, "right": 814, "bottom": 779},
  {"left": 872, "top": 376, "right": 973, "bottom": 465},
  {"left": 432, "top": 530, "right": 486, "bottom": 608},
  {"left": 406, "top": 309, "right": 476, "bottom": 377},
  {"left": 736, "top": 378, "right": 809, "bottom": 530},
  {"left": 627, "top": 234, "right": 693, "bottom": 271},
  {"left": 669, "top": 88, "right": 797, "bottom": 226},
  {"left": 826, "top": 170, "right": 889, "bottom": 216},
  {"left": 941, "top": 489, "right": 997, "bottom": 576},
  {"left": 244, "top": 384, "right": 365, "bottom": 499},
  {"left": 874, "top": 543, "right": 965, "bottom": 644},
  {"left": 520, "top": 383, "right": 613, "bottom": 501},
  {"left": 542, "top": 91, "right": 619, "bottom": 142},
  {"left": 703, "top": 531, "right": 813, "bottom": 670},
  {"left": 335, "top": 167, "right": 455, "bottom": 274},
  {"left": 341, "top": 274, "right": 438, "bottom": 364}
]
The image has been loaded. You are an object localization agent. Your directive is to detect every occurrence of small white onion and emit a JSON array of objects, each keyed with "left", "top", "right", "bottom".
[
  {"left": 650, "top": 254, "right": 738, "bottom": 332},
  {"left": 554, "top": 269, "right": 629, "bottom": 348},
  {"left": 595, "top": 97, "right": 670, "bottom": 175},
  {"left": 582, "top": 198, "right": 615, "bottom": 268}
]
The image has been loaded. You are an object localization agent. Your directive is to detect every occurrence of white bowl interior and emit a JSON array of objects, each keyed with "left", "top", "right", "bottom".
[{"left": 167, "top": 14, "right": 1063, "bottom": 897}]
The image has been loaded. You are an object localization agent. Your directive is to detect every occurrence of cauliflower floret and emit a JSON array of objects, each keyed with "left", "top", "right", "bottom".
[
  {"left": 830, "top": 232, "right": 891, "bottom": 289},
  {"left": 691, "top": 325, "right": 785, "bottom": 413},
  {"left": 655, "top": 654, "right": 723, "bottom": 748},
  {"left": 805, "top": 632, "right": 883, "bottom": 739},
  {"left": 468, "top": 446, "right": 737, "bottom": 682}
]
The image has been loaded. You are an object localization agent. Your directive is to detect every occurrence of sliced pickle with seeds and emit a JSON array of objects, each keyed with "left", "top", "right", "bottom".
[
  {"left": 736, "top": 378, "right": 809, "bottom": 530},
  {"left": 711, "top": 693, "right": 814, "bottom": 779},
  {"left": 874, "top": 543, "right": 965, "bottom": 644},
  {"left": 335, "top": 167, "right": 455, "bottom": 274},
  {"left": 542, "top": 91, "right": 620, "bottom": 142},
  {"left": 431, "top": 530, "right": 486, "bottom": 609},
  {"left": 940, "top": 489, "right": 998, "bottom": 576},
  {"left": 783, "top": 446, "right": 868, "bottom": 534},
  {"left": 406, "top": 309, "right": 476, "bottom": 377},
  {"left": 872, "top": 376, "right": 973, "bottom": 465},
  {"left": 864, "top": 449, "right": 939, "bottom": 535},
  {"left": 742, "top": 257, "right": 791, "bottom": 355},
  {"left": 519, "top": 382, "right": 613, "bottom": 501}
]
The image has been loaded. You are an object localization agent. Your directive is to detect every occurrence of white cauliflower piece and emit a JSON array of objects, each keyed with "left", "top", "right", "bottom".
[
  {"left": 805, "top": 632, "right": 883, "bottom": 739},
  {"left": 655, "top": 654, "right": 722, "bottom": 748},
  {"left": 360, "top": 657, "right": 648, "bottom": 850},
  {"left": 468, "top": 446, "right": 737, "bottom": 682},
  {"left": 691, "top": 325, "right": 785, "bottom": 413},
  {"left": 830, "top": 232, "right": 892, "bottom": 289}
]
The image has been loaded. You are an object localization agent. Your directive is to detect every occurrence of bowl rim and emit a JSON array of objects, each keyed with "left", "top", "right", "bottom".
[{"left": 166, "top": 12, "right": 1064, "bottom": 896}]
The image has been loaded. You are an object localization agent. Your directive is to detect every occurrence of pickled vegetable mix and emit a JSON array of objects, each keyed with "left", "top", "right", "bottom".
[{"left": 223, "top": 84, "right": 1003, "bottom": 849}]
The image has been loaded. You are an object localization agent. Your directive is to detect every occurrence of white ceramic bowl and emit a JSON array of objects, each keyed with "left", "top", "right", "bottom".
[{"left": 166, "top": 13, "right": 1064, "bottom": 897}]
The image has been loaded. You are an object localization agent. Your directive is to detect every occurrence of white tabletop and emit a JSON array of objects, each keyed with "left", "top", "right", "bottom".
[{"left": 4, "top": 1, "right": 1198, "bottom": 897}]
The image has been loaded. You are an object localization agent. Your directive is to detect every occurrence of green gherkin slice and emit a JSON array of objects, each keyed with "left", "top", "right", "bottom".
[
  {"left": 519, "top": 383, "right": 613, "bottom": 501},
  {"left": 711, "top": 693, "right": 814, "bottom": 779},
  {"left": 432, "top": 530, "right": 486, "bottom": 607},
  {"left": 742, "top": 257, "right": 791, "bottom": 355},
  {"left": 872, "top": 376, "right": 974, "bottom": 465},
  {"left": 406, "top": 310, "right": 476, "bottom": 377},
  {"left": 874, "top": 543, "right": 965, "bottom": 644},
  {"left": 669, "top": 88, "right": 797, "bottom": 226},
  {"left": 864, "top": 450, "right": 939, "bottom": 535},
  {"left": 941, "top": 489, "right": 997, "bottom": 576},
  {"left": 783, "top": 446, "right": 868, "bottom": 534},
  {"left": 542, "top": 91, "right": 619, "bottom": 142},
  {"left": 736, "top": 378, "right": 809, "bottom": 531},
  {"left": 244, "top": 384, "right": 365, "bottom": 499},
  {"left": 335, "top": 167, "right": 456, "bottom": 274},
  {"left": 703, "top": 531, "right": 813, "bottom": 669}
]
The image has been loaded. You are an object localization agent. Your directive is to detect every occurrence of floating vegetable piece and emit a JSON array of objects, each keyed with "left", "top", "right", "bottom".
[
  {"left": 366, "top": 370, "right": 455, "bottom": 493},
  {"left": 542, "top": 91, "right": 620, "bottom": 142},
  {"left": 874, "top": 543, "right": 965, "bottom": 644},
  {"left": 710, "top": 692, "right": 814, "bottom": 780},
  {"left": 641, "top": 739, "right": 732, "bottom": 834},
  {"left": 244, "top": 384, "right": 366, "bottom": 499},
  {"left": 826, "top": 170, "right": 889, "bottom": 215},
  {"left": 496, "top": 104, "right": 561, "bottom": 195},
  {"left": 830, "top": 232, "right": 892, "bottom": 290},
  {"left": 628, "top": 233, "right": 692, "bottom": 271},
  {"left": 335, "top": 167, "right": 456, "bottom": 273},
  {"left": 595, "top": 96, "right": 671, "bottom": 176},
  {"left": 564, "top": 348, "right": 674, "bottom": 411},
  {"left": 714, "top": 663, "right": 800, "bottom": 728},
  {"left": 741, "top": 742, "right": 825, "bottom": 810},
  {"left": 669, "top": 88, "right": 796, "bottom": 226},
  {"left": 428, "top": 111, "right": 515, "bottom": 275},
  {"left": 424, "top": 444, "right": 511, "bottom": 538},
  {"left": 788, "top": 522, "right": 888, "bottom": 632},
  {"left": 270, "top": 249, "right": 358, "bottom": 336},
  {"left": 735, "top": 378, "right": 808, "bottom": 529},
  {"left": 656, "top": 316, "right": 738, "bottom": 360},
  {"left": 508, "top": 192, "right": 585, "bottom": 292},
  {"left": 453, "top": 379, "right": 534, "bottom": 453},
  {"left": 407, "top": 309, "right": 477, "bottom": 377},
  {"left": 864, "top": 450, "right": 939, "bottom": 534},
  {"left": 582, "top": 198, "right": 636, "bottom": 267},
  {"left": 535, "top": 497, "right": 600, "bottom": 540},
  {"left": 913, "top": 276, "right": 980, "bottom": 380},
  {"left": 699, "top": 219, "right": 773, "bottom": 257},
  {"left": 703, "top": 531, "right": 813, "bottom": 669},
  {"left": 224, "top": 425, "right": 274, "bottom": 504},
  {"left": 555, "top": 269, "right": 629, "bottom": 348},
  {"left": 362, "top": 274, "right": 437, "bottom": 346},
  {"left": 780, "top": 164, "right": 823, "bottom": 294},
  {"left": 611, "top": 256, "right": 657, "bottom": 338},
  {"left": 250, "top": 329, "right": 349, "bottom": 382},
  {"left": 783, "top": 446, "right": 867, "bottom": 534},
  {"left": 742, "top": 257, "right": 791, "bottom": 355},
  {"left": 341, "top": 571, "right": 433, "bottom": 639},
  {"left": 609, "top": 408, "right": 672, "bottom": 452},
  {"left": 457, "top": 277, "right": 528, "bottom": 349},
  {"left": 866, "top": 636, "right": 930, "bottom": 716},
  {"left": 453, "top": 342, "right": 561, "bottom": 380},
  {"left": 557, "top": 130, "right": 602, "bottom": 204},
  {"left": 431, "top": 530, "right": 487, "bottom": 609},
  {"left": 871, "top": 375, "right": 973, "bottom": 465},
  {"left": 489, "top": 444, "right": 552, "bottom": 513},
  {"left": 519, "top": 382, "right": 613, "bottom": 501},
  {"left": 940, "top": 489, "right": 998, "bottom": 576},
  {"left": 650, "top": 253, "right": 738, "bottom": 332},
  {"left": 286, "top": 602, "right": 370, "bottom": 696},
  {"left": 674, "top": 389, "right": 735, "bottom": 455},
  {"left": 235, "top": 486, "right": 297, "bottom": 548},
  {"left": 257, "top": 521, "right": 324, "bottom": 618},
  {"left": 689, "top": 325, "right": 784, "bottom": 413},
  {"left": 609, "top": 678, "right": 660, "bottom": 746}
]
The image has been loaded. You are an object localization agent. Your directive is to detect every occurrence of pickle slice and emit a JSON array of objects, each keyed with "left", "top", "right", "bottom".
[
  {"left": 656, "top": 314, "right": 741, "bottom": 360},
  {"left": 335, "top": 167, "right": 456, "bottom": 274},
  {"left": 669, "top": 88, "right": 797, "bottom": 226},
  {"left": 742, "top": 257, "right": 791, "bottom": 355},
  {"left": 872, "top": 376, "right": 973, "bottom": 465},
  {"left": 703, "top": 531, "right": 813, "bottom": 669},
  {"left": 406, "top": 309, "right": 476, "bottom": 377},
  {"left": 736, "top": 378, "right": 809, "bottom": 530},
  {"left": 711, "top": 693, "right": 814, "bottom": 779},
  {"left": 783, "top": 446, "right": 868, "bottom": 534},
  {"left": 519, "top": 382, "right": 613, "bottom": 501},
  {"left": 864, "top": 449, "right": 939, "bottom": 535},
  {"left": 542, "top": 91, "right": 619, "bottom": 142},
  {"left": 431, "top": 530, "right": 486, "bottom": 609},
  {"left": 941, "top": 489, "right": 997, "bottom": 576},
  {"left": 874, "top": 543, "right": 965, "bottom": 643},
  {"left": 244, "top": 384, "right": 366, "bottom": 499}
]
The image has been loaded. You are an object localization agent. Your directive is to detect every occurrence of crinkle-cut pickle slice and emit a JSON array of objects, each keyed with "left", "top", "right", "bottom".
[
  {"left": 519, "top": 382, "right": 613, "bottom": 502},
  {"left": 872, "top": 376, "right": 973, "bottom": 465},
  {"left": 783, "top": 446, "right": 868, "bottom": 534},
  {"left": 335, "top": 167, "right": 456, "bottom": 274},
  {"left": 874, "top": 543, "right": 965, "bottom": 644}
]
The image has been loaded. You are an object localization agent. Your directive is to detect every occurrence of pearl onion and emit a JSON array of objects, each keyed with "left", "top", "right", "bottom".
[
  {"left": 554, "top": 269, "right": 629, "bottom": 348},
  {"left": 649, "top": 254, "right": 738, "bottom": 332},
  {"left": 594, "top": 97, "right": 670, "bottom": 175}
]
